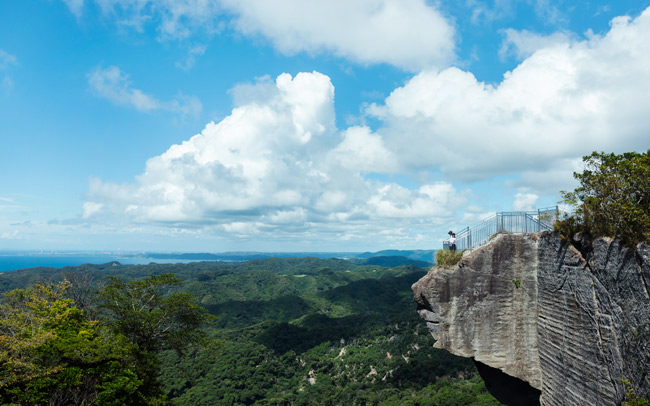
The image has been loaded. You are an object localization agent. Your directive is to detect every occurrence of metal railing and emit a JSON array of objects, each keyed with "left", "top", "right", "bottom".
[{"left": 443, "top": 206, "right": 559, "bottom": 252}]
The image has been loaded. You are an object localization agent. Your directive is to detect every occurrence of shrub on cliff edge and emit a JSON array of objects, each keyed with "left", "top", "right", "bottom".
[
  {"left": 435, "top": 250, "right": 463, "bottom": 267},
  {"left": 557, "top": 150, "right": 650, "bottom": 248}
]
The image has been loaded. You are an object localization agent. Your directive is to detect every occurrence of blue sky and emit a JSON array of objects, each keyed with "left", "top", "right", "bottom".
[{"left": 1, "top": 0, "right": 649, "bottom": 252}]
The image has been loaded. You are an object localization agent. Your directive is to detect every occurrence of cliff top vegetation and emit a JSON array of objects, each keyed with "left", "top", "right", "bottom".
[{"left": 557, "top": 150, "right": 650, "bottom": 248}]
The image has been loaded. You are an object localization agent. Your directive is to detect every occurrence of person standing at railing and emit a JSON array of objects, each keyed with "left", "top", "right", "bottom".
[{"left": 445, "top": 231, "right": 457, "bottom": 252}]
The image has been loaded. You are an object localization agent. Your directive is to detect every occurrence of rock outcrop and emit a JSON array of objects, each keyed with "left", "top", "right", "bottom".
[{"left": 413, "top": 232, "right": 650, "bottom": 406}]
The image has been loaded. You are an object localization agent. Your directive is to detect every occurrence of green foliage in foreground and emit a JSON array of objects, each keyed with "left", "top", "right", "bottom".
[
  {"left": 0, "top": 281, "right": 145, "bottom": 406},
  {"left": 558, "top": 150, "right": 650, "bottom": 247},
  {"left": 0, "top": 258, "right": 502, "bottom": 405},
  {"left": 0, "top": 274, "right": 214, "bottom": 405},
  {"left": 435, "top": 250, "right": 464, "bottom": 267}
]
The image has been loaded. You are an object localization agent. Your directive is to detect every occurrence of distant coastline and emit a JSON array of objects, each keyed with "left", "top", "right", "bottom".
[
  {"left": 0, "top": 255, "right": 196, "bottom": 273},
  {"left": 0, "top": 249, "right": 435, "bottom": 273}
]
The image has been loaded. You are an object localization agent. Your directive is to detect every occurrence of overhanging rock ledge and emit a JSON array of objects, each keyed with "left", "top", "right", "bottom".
[{"left": 413, "top": 232, "right": 650, "bottom": 406}]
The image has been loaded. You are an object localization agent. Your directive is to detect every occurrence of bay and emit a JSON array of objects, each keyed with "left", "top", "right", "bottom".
[{"left": 0, "top": 256, "right": 197, "bottom": 273}]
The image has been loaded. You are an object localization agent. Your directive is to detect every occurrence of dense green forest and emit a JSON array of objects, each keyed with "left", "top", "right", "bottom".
[{"left": 0, "top": 257, "right": 501, "bottom": 405}]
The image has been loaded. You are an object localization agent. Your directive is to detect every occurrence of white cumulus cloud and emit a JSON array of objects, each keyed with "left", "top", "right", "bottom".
[
  {"left": 367, "top": 183, "right": 466, "bottom": 219},
  {"left": 220, "top": 0, "right": 455, "bottom": 71},
  {"left": 82, "top": 202, "right": 104, "bottom": 219},
  {"left": 67, "top": 0, "right": 455, "bottom": 71},
  {"left": 327, "top": 126, "right": 397, "bottom": 173},
  {"left": 499, "top": 28, "right": 573, "bottom": 61},
  {"left": 368, "top": 8, "right": 650, "bottom": 191},
  {"left": 84, "top": 71, "right": 467, "bottom": 243},
  {"left": 88, "top": 66, "right": 202, "bottom": 116},
  {"left": 512, "top": 192, "right": 539, "bottom": 211},
  {"left": 86, "top": 71, "right": 338, "bottom": 225}
]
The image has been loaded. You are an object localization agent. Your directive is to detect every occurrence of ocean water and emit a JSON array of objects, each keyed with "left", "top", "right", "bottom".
[{"left": 0, "top": 256, "right": 196, "bottom": 273}]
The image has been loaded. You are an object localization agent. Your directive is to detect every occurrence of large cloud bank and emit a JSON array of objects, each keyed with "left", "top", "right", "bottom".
[
  {"left": 86, "top": 72, "right": 465, "bottom": 241},
  {"left": 84, "top": 7, "right": 650, "bottom": 244},
  {"left": 369, "top": 9, "right": 650, "bottom": 190}
]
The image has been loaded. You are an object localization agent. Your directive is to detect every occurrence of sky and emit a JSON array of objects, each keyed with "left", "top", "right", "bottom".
[{"left": 1, "top": 0, "right": 649, "bottom": 253}]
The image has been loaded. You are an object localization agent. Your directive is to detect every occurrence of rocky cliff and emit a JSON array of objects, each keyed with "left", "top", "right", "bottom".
[{"left": 413, "top": 232, "right": 650, "bottom": 406}]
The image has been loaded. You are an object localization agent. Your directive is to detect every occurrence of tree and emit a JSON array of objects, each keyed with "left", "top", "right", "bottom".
[
  {"left": 0, "top": 281, "right": 144, "bottom": 406},
  {"left": 99, "top": 273, "right": 214, "bottom": 354},
  {"left": 1, "top": 274, "right": 214, "bottom": 405},
  {"left": 98, "top": 273, "right": 215, "bottom": 399},
  {"left": 560, "top": 150, "right": 650, "bottom": 247}
]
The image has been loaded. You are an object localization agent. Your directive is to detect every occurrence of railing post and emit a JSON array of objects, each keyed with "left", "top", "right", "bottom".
[{"left": 525, "top": 213, "right": 528, "bottom": 233}]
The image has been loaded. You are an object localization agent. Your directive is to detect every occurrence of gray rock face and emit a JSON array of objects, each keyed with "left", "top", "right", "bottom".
[{"left": 413, "top": 232, "right": 650, "bottom": 406}]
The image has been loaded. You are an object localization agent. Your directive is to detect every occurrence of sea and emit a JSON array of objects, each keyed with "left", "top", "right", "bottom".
[{"left": 0, "top": 255, "right": 196, "bottom": 273}]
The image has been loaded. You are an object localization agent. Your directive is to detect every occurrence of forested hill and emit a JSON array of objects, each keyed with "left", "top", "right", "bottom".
[{"left": 0, "top": 257, "right": 500, "bottom": 405}]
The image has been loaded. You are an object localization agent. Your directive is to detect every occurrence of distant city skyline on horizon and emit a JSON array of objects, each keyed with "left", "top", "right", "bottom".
[{"left": 2, "top": 0, "right": 649, "bottom": 252}]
